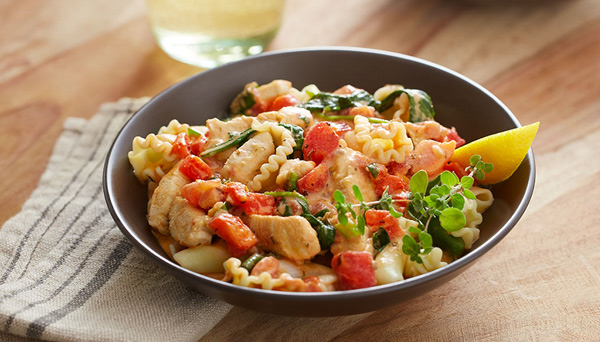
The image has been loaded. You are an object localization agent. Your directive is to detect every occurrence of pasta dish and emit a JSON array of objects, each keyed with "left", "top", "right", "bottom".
[{"left": 128, "top": 80, "right": 495, "bottom": 292}]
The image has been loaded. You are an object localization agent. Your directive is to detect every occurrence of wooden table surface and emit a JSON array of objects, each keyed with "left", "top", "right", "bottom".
[{"left": 2, "top": 0, "right": 599, "bottom": 340}]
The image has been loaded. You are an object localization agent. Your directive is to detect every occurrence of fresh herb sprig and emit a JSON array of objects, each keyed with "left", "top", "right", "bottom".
[
  {"left": 404, "top": 155, "right": 493, "bottom": 262},
  {"left": 332, "top": 185, "right": 404, "bottom": 240}
]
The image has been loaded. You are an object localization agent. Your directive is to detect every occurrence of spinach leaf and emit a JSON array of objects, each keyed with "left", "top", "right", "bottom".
[
  {"left": 300, "top": 89, "right": 377, "bottom": 113},
  {"left": 278, "top": 123, "right": 304, "bottom": 153},
  {"left": 376, "top": 89, "right": 435, "bottom": 122},
  {"left": 200, "top": 128, "right": 256, "bottom": 157},
  {"left": 372, "top": 227, "right": 391, "bottom": 253},
  {"left": 229, "top": 82, "right": 258, "bottom": 116},
  {"left": 428, "top": 216, "right": 465, "bottom": 259}
]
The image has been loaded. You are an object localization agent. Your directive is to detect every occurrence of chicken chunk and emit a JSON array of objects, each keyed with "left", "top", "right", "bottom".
[
  {"left": 330, "top": 148, "right": 378, "bottom": 204},
  {"left": 221, "top": 132, "right": 275, "bottom": 185},
  {"left": 247, "top": 215, "right": 320, "bottom": 261},
  {"left": 168, "top": 197, "right": 213, "bottom": 247},
  {"left": 148, "top": 161, "right": 189, "bottom": 235},
  {"left": 205, "top": 116, "right": 254, "bottom": 161},
  {"left": 408, "top": 140, "right": 456, "bottom": 179}
]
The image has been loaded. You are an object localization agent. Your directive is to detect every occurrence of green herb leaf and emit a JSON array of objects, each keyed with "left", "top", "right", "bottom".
[
  {"left": 367, "top": 163, "right": 380, "bottom": 178},
  {"left": 450, "top": 193, "right": 465, "bottom": 210},
  {"left": 440, "top": 171, "right": 459, "bottom": 187},
  {"left": 402, "top": 235, "right": 423, "bottom": 263},
  {"left": 410, "top": 170, "right": 428, "bottom": 195},
  {"left": 470, "top": 155, "right": 481, "bottom": 167},
  {"left": 461, "top": 176, "right": 474, "bottom": 189},
  {"left": 463, "top": 189, "right": 476, "bottom": 200},
  {"left": 389, "top": 206, "right": 403, "bottom": 218},
  {"left": 352, "top": 185, "right": 364, "bottom": 202},
  {"left": 440, "top": 207, "right": 466, "bottom": 232},
  {"left": 419, "top": 231, "right": 433, "bottom": 254},
  {"left": 357, "top": 214, "right": 366, "bottom": 235}
]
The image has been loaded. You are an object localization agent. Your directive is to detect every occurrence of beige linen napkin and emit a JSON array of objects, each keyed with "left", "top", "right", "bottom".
[{"left": 0, "top": 98, "right": 232, "bottom": 342}]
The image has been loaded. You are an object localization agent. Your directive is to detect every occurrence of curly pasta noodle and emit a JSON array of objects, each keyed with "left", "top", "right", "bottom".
[
  {"left": 246, "top": 120, "right": 296, "bottom": 191},
  {"left": 223, "top": 258, "right": 306, "bottom": 291},
  {"left": 128, "top": 133, "right": 180, "bottom": 183},
  {"left": 451, "top": 227, "right": 480, "bottom": 250},
  {"left": 403, "top": 247, "right": 447, "bottom": 278},
  {"left": 344, "top": 115, "right": 413, "bottom": 164},
  {"left": 157, "top": 119, "right": 190, "bottom": 135}
]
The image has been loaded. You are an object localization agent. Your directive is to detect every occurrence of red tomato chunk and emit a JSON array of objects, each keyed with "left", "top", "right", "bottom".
[
  {"left": 365, "top": 209, "right": 404, "bottom": 240},
  {"left": 303, "top": 122, "right": 340, "bottom": 164},
  {"left": 208, "top": 213, "right": 258, "bottom": 257},
  {"left": 268, "top": 94, "right": 300, "bottom": 111},
  {"left": 178, "top": 155, "right": 212, "bottom": 181},
  {"left": 297, "top": 163, "right": 329, "bottom": 194},
  {"left": 222, "top": 182, "right": 275, "bottom": 215},
  {"left": 180, "top": 179, "right": 224, "bottom": 210},
  {"left": 171, "top": 132, "right": 191, "bottom": 159},
  {"left": 331, "top": 251, "right": 377, "bottom": 290}
]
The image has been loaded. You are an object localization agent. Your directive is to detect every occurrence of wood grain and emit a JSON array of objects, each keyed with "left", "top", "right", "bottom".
[{"left": 1, "top": 0, "right": 599, "bottom": 340}]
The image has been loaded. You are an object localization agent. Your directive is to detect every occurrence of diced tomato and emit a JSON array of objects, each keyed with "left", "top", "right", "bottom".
[
  {"left": 178, "top": 155, "right": 212, "bottom": 181},
  {"left": 222, "top": 182, "right": 249, "bottom": 206},
  {"left": 268, "top": 94, "right": 300, "bottom": 112},
  {"left": 297, "top": 163, "right": 329, "bottom": 194},
  {"left": 386, "top": 161, "right": 410, "bottom": 177},
  {"left": 303, "top": 122, "right": 340, "bottom": 164},
  {"left": 374, "top": 173, "right": 408, "bottom": 198},
  {"left": 171, "top": 132, "right": 191, "bottom": 159},
  {"left": 443, "top": 161, "right": 468, "bottom": 179},
  {"left": 445, "top": 127, "right": 466, "bottom": 147},
  {"left": 240, "top": 192, "right": 275, "bottom": 215},
  {"left": 208, "top": 213, "right": 258, "bottom": 257},
  {"left": 190, "top": 134, "right": 209, "bottom": 155},
  {"left": 181, "top": 179, "right": 224, "bottom": 210},
  {"left": 331, "top": 251, "right": 376, "bottom": 290},
  {"left": 328, "top": 122, "right": 352, "bottom": 137},
  {"left": 365, "top": 209, "right": 404, "bottom": 240},
  {"left": 222, "top": 182, "right": 275, "bottom": 215}
]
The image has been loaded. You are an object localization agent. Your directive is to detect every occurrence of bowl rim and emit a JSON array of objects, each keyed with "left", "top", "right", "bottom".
[{"left": 103, "top": 46, "right": 536, "bottom": 300}]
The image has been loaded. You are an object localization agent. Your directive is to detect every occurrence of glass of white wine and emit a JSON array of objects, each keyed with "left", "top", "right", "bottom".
[{"left": 146, "top": 0, "right": 286, "bottom": 68}]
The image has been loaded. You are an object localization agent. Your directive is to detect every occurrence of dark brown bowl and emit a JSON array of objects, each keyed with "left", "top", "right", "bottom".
[{"left": 103, "top": 47, "right": 535, "bottom": 316}]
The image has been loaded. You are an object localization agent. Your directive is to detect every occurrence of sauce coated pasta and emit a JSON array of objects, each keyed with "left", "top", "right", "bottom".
[{"left": 128, "top": 80, "right": 495, "bottom": 292}]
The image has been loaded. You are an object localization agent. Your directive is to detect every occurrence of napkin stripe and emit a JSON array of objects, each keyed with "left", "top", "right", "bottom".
[
  {"left": 0, "top": 185, "right": 104, "bottom": 304},
  {"left": 0, "top": 109, "right": 117, "bottom": 283},
  {"left": 26, "top": 238, "right": 133, "bottom": 339},
  {"left": 3, "top": 210, "right": 113, "bottom": 333}
]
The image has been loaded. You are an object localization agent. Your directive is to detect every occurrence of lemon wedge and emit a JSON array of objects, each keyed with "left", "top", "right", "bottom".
[{"left": 450, "top": 122, "right": 539, "bottom": 184}]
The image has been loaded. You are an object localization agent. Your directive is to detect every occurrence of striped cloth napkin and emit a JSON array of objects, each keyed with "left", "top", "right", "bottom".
[{"left": 0, "top": 98, "right": 231, "bottom": 342}]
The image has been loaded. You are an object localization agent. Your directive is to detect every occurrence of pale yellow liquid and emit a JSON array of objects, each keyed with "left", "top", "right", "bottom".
[{"left": 146, "top": 0, "right": 285, "bottom": 68}]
